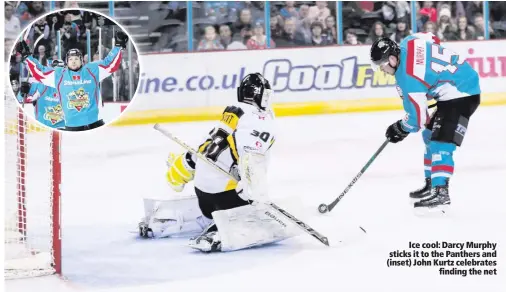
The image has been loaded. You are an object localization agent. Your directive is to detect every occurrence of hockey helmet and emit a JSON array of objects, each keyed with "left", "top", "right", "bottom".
[
  {"left": 65, "top": 48, "right": 83, "bottom": 70},
  {"left": 237, "top": 73, "right": 272, "bottom": 111},
  {"left": 370, "top": 37, "right": 400, "bottom": 71},
  {"left": 10, "top": 78, "right": 20, "bottom": 92}
]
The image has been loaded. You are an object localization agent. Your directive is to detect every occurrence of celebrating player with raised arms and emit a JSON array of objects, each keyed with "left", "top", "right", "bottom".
[
  {"left": 139, "top": 73, "right": 299, "bottom": 252},
  {"left": 15, "top": 31, "right": 129, "bottom": 131},
  {"left": 369, "top": 33, "right": 481, "bottom": 212}
]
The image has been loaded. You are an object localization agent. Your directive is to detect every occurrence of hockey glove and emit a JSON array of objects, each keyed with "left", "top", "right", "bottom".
[
  {"left": 19, "top": 82, "right": 31, "bottom": 99},
  {"left": 386, "top": 120, "right": 409, "bottom": 143},
  {"left": 114, "top": 31, "right": 129, "bottom": 49},
  {"left": 15, "top": 41, "right": 31, "bottom": 61},
  {"left": 166, "top": 152, "right": 195, "bottom": 192}
]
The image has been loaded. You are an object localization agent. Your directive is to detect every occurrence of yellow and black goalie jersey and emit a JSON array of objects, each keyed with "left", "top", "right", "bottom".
[{"left": 194, "top": 103, "right": 276, "bottom": 194}]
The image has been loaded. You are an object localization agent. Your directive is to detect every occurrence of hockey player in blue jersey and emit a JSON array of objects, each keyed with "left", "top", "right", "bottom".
[
  {"left": 16, "top": 60, "right": 66, "bottom": 129},
  {"left": 15, "top": 31, "right": 129, "bottom": 131},
  {"left": 18, "top": 80, "right": 65, "bottom": 129},
  {"left": 369, "top": 33, "right": 481, "bottom": 212}
]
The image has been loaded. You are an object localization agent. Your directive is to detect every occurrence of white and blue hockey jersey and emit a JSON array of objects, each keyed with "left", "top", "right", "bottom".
[
  {"left": 17, "top": 82, "right": 65, "bottom": 129},
  {"left": 395, "top": 33, "right": 481, "bottom": 133}
]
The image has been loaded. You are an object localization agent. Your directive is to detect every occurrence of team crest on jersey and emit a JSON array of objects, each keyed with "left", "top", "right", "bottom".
[
  {"left": 66, "top": 87, "right": 90, "bottom": 112},
  {"left": 44, "top": 104, "right": 64, "bottom": 125}
]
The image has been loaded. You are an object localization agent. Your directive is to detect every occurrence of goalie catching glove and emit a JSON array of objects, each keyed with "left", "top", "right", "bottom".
[{"left": 166, "top": 152, "right": 196, "bottom": 192}]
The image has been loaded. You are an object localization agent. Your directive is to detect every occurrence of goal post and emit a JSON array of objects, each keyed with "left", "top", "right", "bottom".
[{"left": 4, "top": 86, "right": 62, "bottom": 279}]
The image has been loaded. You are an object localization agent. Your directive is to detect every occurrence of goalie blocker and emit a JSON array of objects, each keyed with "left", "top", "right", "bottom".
[{"left": 140, "top": 73, "right": 301, "bottom": 252}]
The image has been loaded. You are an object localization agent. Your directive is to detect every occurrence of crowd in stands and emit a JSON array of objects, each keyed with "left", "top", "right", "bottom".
[
  {"left": 343, "top": 1, "right": 506, "bottom": 46},
  {"left": 6, "top": 1, "right": 506, "bottom": 55},
  {"left": 5, "top": 1, "right": 139, "bottom": 101},
  {"left": 149, "top": 1, "right": 506, "bottom": 52}
]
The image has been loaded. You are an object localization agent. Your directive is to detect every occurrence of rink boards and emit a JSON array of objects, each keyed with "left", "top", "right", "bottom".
[{"left": 114, "top": 40, "right": 506, "bottom": 125}]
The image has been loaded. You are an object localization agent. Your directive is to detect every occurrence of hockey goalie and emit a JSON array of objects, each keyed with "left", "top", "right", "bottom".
[{"left": 139, "top": 73, "right": 300, "bottom": 252}]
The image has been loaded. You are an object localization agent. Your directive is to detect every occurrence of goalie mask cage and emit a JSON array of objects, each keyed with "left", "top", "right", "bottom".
[{"left": 4, "top": 84, "right": 62, "bottom": 279}]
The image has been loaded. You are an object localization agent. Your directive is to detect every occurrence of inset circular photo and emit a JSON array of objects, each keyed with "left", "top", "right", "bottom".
[{"left": 7, "top": 8, "right": 141, "bottom": 132}]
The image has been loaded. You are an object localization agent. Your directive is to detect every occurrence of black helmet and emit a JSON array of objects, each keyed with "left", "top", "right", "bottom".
[
  {"left": 10, "top": 78, "right": 20, "bottom": 92},
  {"left": 65, "top": 48, "right": 83, "bottom": 70},
  {"left": 370, "top": 37, "right": 400, "bottom": 71},
  {"left": 237, "top": 73, "right": 272, "bottom": 110}
]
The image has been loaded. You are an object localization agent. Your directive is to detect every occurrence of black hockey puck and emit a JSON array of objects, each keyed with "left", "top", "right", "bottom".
[{"left": 318, "top": 204, "right": 328, "bottom": 214}]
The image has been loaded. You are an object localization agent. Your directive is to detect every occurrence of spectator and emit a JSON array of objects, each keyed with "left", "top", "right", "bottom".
[
  {"left": 344, "top": 29, "right": 361, "bottom": 45},
  {"left": 423, "top": 21, "right": 438, "bottom": 35},
  {"left": 29, "top": 18, "right": 51, "bottom": 54},
  {"left": 270, "top": 14, "right": 284, "bottom": 38},
  {"left": 93, "top": 52, "right": 100, "bottom": 62},
  {"left": 240, "top": 24, "right": 254, "bottom": 44},
  {"left": 35, "top": 45, "right": 50, "bottom": 65},
  {"left": 299, "top": 4, "right": 310, "bottom": 21},
  {"left": 246, "top": 22, "right": 274, "bottom": 49},
  {"left": 465, "top": 1, "right": 482, "bottom": 26},
  {"left": 436, "top": 4, "right": 453, "bottom": 41},
  {"left": 65, "top": 9, "right": 83, "bottom": 26},
  {"left": 380, "top": 2, "right": 397, "bottom": 28},
  {"left": 391, "top": 1, "right": 410, "bottom": 20},
  {"left": 456, "top": 16, "right": 476, "bottom": 40},
  {"left": 197, "top": 25, "right": 224, "bottom": 51},
  {"left": 219, "top": 24, "right": 233, "bottom": 49},
  {"left": 324, "top": 16, "right": 337, "bottom": 43},
  {"left": 308, "top": 1, "right": 331, "bottom": 26},
  {"left": 273, "top": 17, "right": 305, "bottom": 47},
  {"left": 473, "top": 13, "right": 495, "bottom": 40},
  {"left": 5, "top": 3, "right": 21, "bottom": 41},
  {"left": 27, "top": 1, "right": 46, "bottom": 21},
  {"left": 311, "top": 21, "right": 329, "bottom": 46},
  {"left": 296, "top": 16, "right": 313, "bottom": 45},
  {"left": 419, "top": 1, "right": 437, "bottom": 23},
  {"left": 9, "top": 53, "right": 22, "bottom": 76},
  {"left": 366, "top": 21, "right": 388, "bottom": 44},
  {"left": 234, "top": 8, "right": 253, "bottom": 34},
  {"left": 390, "top": 18, "right": 410, "bottom": 44},
  {"left": 60, "top": 19, "right": 80, "bottom": 56},
  {"left": 280, "top": 1, "right": 298, "bottom": 19}
]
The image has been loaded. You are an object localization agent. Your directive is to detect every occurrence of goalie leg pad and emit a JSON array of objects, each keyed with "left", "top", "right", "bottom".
[
  {"left": 140, "top": 197, "right": 212, "bottom": 238},
  {"left": 211, "top": 203, "right": 300, "bottom": 252}
]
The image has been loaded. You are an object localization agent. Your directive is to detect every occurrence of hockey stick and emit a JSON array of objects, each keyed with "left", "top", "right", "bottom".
[
  {"left": 153, "top": 123, "right": 330, "bottom": 246},
  {"left": 318, "top": 139, "right": 389, "bottom": 214}
]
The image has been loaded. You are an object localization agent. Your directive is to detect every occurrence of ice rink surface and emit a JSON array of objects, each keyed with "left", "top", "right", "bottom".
[{"left": 6, "top": 106, "right": 506, "bottom": 292}]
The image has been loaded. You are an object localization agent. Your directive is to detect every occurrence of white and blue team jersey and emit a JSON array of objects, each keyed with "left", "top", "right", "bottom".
[
  {"left": 24, "top": 47, "right": 122, "bottom": 127},
  {"left": 17, "top": 82, "right": 65, "bottom": 128},
  {"left": 395, "top": 33, "right": 481, "bottom": 133}
]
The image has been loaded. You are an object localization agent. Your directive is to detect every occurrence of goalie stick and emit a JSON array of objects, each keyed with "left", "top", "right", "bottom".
[
  {"left": 153, "top": 123, "right": 330, "bottom": 247},
  {"left": 318, "top": 140, "right": 389, "bottom": 214}
]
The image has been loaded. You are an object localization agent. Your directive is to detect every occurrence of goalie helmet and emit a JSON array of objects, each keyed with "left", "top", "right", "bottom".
[
  {"left": 237, "top": 73, "right": 272, "bottom": 111},
  {"left": 370, "top": 37, "right": 400, "bottom": 71}
]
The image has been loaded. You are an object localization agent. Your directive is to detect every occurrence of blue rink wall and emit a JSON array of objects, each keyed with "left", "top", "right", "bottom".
[{"left": 111, "top": 40, "right": 506, "bottom": 126}]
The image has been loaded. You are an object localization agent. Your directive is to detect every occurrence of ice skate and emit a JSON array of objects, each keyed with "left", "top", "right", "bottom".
[
  {"left": 188, "top": 231, "right": 222, "bottom": 253},
  {"left": 138, "top": 219, "right": 153, "bottom": 238},
  {"left": 409, "top": 178, "right": 432, "bottom": 203},
  {"left": 414, "top": 185, "right": 450, "bottom": 215}
]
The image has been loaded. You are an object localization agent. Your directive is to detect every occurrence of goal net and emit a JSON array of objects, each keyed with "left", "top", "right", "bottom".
[{"left": 4, "top": 71, "right": 62, "bottom": 279}]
